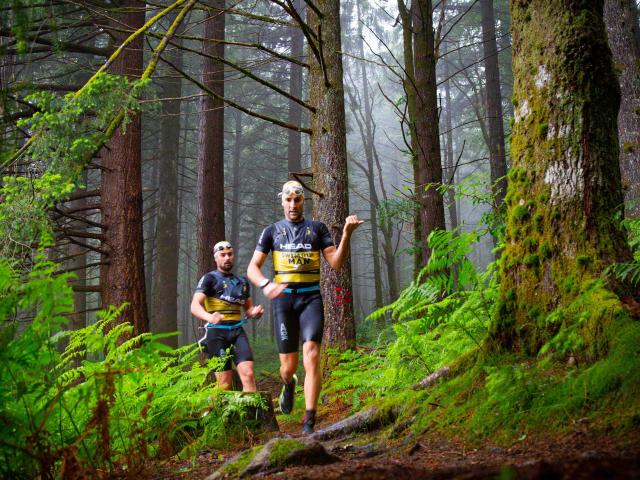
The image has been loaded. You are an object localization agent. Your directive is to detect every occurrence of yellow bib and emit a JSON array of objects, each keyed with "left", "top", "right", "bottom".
[
  {"left": 204, "top": 297, "right": 242, "bottom": 321},
  {"left": 273, "top": 250, "right": 321, "bottom": 283}
]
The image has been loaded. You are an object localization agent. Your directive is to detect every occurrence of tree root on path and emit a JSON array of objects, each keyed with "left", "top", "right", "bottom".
[
  {"left": 208, "top": 404, "right": 403, "bottom": 478},
  {"left": 312, "top": 405, "right": 402, "bottom": 441},
  {"left": 207, "top": 437, "right": 339, "bottom": 479}
]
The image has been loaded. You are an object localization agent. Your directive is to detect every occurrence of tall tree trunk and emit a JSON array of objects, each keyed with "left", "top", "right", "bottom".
[
  {"left": 144, "top": 151, "right": 158, "bottom": 302},
  {"left": 443, "top": 52, "right": 458, "bottom": 231},
  {"left": 308, "top": 0, "right": 355, "bottom": 351},
  {"left": 230, "top": 109, "right": 242, "bottom": 251},
  {"left": 495, "top": 0, "right": 631, "bottom": 352},
  {"left": 604, "top": 0, "right": 640, "bottom": 218},
  {"left": 288, "top": 0, "right": 304, "bottom": 175},
  {"left": 480, "top": 0, "right": 508, "bottom": 223},
  {"left": 68, "top": 183, "right": 87, "bottom": 332},
  {"left": 412, "top": 0, "right": 446, "bottom": 269},
  {"left": 151, "top": 42, "right": 183, "bottom": 347},
  {"left": 397, "top": 0, "right": 422, "bottom": 277},
  {"left": 354, "top": 1, "right": 384, "bottom": 311},
  {"left": 196, "top": 0, "right": 226, "bottom": 278},
  {"left": 100, "top": 0, "right": 148, "bottom": 334}
]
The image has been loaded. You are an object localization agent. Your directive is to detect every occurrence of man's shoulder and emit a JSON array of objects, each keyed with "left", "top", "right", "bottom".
[
  {"left": 309, "top": 219, "right": 329, "bottom": 231},
  {"left": 196, "top": 271, "right": 219, "bottom": 291}
]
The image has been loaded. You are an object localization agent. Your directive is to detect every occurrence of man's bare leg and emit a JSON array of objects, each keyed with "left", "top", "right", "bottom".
[
  {"left": 279, "top": 352, "right": 298, "bottom": 383},
  {"left": 215, "top": 371, "right": 233, "bottom": 390},
  {"left": 302, "top": 341, "right": 321, "bottom": 410},
  {"left": 236, "top": 361, "right": 256, "bottom": 392}
]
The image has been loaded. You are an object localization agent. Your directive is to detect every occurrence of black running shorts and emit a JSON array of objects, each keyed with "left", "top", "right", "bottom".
[
  {"left": 273, "top": 292, "right": 324, "bottom": 353},
  {"left": 201, "top": 327, "right": 253, "bottom": 371}
]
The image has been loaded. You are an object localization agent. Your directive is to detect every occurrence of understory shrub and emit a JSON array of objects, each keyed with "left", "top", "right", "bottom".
[{"left": 0, "top": 258, "right": 265, "bottom": 479}]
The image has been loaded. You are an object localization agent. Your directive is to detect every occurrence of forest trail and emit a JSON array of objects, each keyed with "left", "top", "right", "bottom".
[{"left": 152, "top": 374, "right": 640, "bottom": 479}]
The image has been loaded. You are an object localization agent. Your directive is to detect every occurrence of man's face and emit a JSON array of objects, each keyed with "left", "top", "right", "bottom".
[
  {"left": 215, "top": 249, "right": 234, "bottom": 272},
  {"left": 282, "top": 194, "right": 304, "bottom": 221}
]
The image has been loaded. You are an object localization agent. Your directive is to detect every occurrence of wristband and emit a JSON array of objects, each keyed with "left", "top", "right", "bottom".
[{"left": 259, "top": 278, "right": 271, "bottom": 289}]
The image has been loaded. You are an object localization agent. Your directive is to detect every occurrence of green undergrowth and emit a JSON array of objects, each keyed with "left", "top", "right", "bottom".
[
  {"left": 0, "top": 257, "right": 269, "bottom": 479},
  {"left": 325, "top": 223, "right": 640, "bottom": 445},
  {"left": 416, "top": 313, "right": 640, "bottom": 442},
  {"left": 326, "top": 311, "right": 640, "bottom": 445}
]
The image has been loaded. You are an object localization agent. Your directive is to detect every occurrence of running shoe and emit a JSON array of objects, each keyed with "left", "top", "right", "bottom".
[
  {"left": 278, "top": 374, "right": 297, "bottom": 414},
  {"left": 302, "top": 410, "right": 316, "bottom": 434}
]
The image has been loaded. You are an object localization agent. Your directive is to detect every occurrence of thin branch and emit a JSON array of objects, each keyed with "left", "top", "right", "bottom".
[
  {"left": 161, "top": 39, "right": 315, "bottom": 112},
  {"left": 291, "top": 172, "right": 324, "bottom": 197},
  {"left": 161, "top": 56, "right": 312, "bottom": 134}
]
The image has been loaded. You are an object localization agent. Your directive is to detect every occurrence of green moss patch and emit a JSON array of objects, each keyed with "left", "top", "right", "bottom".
[{"left": 268, "top": 438, "right": 306, "bottom": 466}]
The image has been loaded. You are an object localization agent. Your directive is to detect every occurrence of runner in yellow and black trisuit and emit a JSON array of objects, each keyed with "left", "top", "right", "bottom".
[
  {"left": 247, "top": 180, "right": 363, "bottom": 434},
  {"left": 191, "top": 241, "right": 264, "bottom": 392}
]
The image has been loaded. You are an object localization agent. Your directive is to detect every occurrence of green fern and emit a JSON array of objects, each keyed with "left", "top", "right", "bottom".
[
  {"left": 369, "top": 227, "right": 482, "bottom": 324},
  {"left": 603, "top": 217, "right": 640, "bottom": 285},
  {"left": 0, "top": 258, "right": 272, "bottom": 478}
]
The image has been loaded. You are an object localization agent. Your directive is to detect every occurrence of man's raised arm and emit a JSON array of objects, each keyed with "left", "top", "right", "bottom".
[{"left": 322, "top": 215, "right": 364, "bottom": 271}]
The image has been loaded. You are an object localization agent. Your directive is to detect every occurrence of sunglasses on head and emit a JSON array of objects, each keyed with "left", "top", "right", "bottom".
[
  {"left": 214, "top": 242, "right": 232, "bottom": 253},
  {"left": 282, "top": 185, "right": 304, "bottom": 196}
]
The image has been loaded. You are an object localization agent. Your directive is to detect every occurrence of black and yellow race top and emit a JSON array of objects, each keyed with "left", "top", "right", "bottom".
[
  {"left": 255, "top": 218, "right": 334, "bottom": 286},
  {"left": 194, "top": 270, "right": 250, "bottom": 321}
]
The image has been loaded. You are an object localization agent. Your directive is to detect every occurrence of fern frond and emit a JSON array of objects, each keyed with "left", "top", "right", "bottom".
[{"left": 604, "top": 261, "right": 640, "bottom": 286}]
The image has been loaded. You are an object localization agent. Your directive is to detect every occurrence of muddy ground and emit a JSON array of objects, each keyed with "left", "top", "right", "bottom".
[{"left": 151, "top": 376, "right": 640, "bottom": 479}]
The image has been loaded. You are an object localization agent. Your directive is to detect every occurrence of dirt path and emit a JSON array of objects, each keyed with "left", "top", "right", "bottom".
[
  {"left": 266, "top": 431, "right": 640, "bottom": 479},
  {"left": 151, "top": 377, "right": 640, "bottom": 479}
]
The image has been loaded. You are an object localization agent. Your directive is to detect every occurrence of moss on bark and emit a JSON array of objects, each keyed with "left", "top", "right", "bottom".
[{"left": 494, "top": 0, "right": 632, "bottom": 353}]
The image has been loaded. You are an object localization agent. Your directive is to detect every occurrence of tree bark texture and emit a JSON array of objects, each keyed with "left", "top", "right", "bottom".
[
  {"left": 308, "top": 0, "right": 356, "bottom": 351},
  {"left": 496, "top": 0, "right": 631, "bottom": 351},
  {"left": 230, "top": 109, "right": 242, "bottom": 252},
  {"left": 604, "top": 0, "right": 640, "bottom": 218},
  {"left": 151, "top": 43, "right": 183, "bottom": 348},
  {"left": 397, "top": 0, "right": 422, "bottom": 277},
  {"left": 480, "top": 0, "right": 508, "bottom": 213},
  {"left": 67, "top": 188, "right": 87, "bottom": 332},
  {"left": 411, "top": 0, "right": 446, "bottom": 270},
  {"left": 355, "top": 1, "right": 384, "bottom": 310},
  {"left": 100, "top": 0, "right": 148, "bottom": 334},
  {"left": 196, "top": 0, "right": 226, "bottom": 278},
  {"left": 443, "top": 53, "right": 458, "bottom": 231},
  {"left": 288, "top": 0, "right": 305, "bottom": 174}
]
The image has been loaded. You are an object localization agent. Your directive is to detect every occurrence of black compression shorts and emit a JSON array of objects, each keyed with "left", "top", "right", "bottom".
[
  {"left": 273, "top": 291, "right": 324, "bottom": 353},
  {"left": 201, "top": 326, "right": 253, "bottom": 371}
]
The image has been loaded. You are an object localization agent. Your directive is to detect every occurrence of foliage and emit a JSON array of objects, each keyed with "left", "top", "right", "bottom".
[
  {"left": 370, "top": 227, "right": 485, "bottom": 324},
  {"left": 322, "top": 347, "right": 388, "bottom": 410},
  {"left": 0, "top": 73, "right": 150, "bottom": 261},
  {"left": 604, "top": 217, "right": 640, "bottom": 286},
  {"left": 327, "top": 204, "right": 640, "bottom": 444},
  {"left": 325, "top": 226, "right": 496, "bottom": 408},
  {"left": 0, "top": 258, "right": 266, "bottom": 479}
]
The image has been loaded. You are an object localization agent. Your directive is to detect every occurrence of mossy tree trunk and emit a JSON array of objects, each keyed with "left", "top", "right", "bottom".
[
  {"left": 604, "top": 0, "right": 640, "bottom": 218},
  {"left": 494, "top": 0, "right": 631, "bottom": 352},
  {"left": 308, "top": 0, "right": 356, "bottom": 351}
]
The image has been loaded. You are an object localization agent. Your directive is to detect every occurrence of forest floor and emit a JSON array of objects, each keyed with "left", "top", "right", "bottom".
[{"left": 151, "top": 375, "right": 640, "bottom": 479}]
